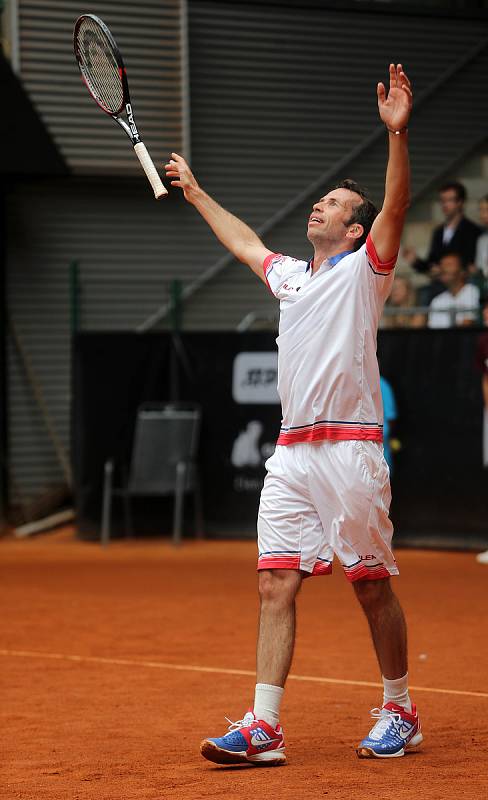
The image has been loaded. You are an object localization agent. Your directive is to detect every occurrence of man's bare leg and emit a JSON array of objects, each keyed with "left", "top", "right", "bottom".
[
  {"left": 353, "top": 577, "right": 407, "bottom": 679},
  {"left": 199, "top": 568, "right": 300, "bottom": 765},
  {"left": 354, "top": 577, "right": 422, "bottom": 758},
  {"left": 250, "top": 569, "right": 303, "bottom": 731},
  {"left": 199, "top": 569, "right": 301, "bottom": 765},
  {"left": 256, "top": 569, "right": 303, "bottom": 685}
]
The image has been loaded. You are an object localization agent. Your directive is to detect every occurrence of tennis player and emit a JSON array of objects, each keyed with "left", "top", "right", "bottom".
[{"left": 166, "top": 64, "right": 421, "bottom": 763}]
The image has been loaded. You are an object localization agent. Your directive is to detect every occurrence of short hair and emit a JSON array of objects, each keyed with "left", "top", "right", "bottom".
[
  {"left": 334, "top": 179, "right": 378, "bottom": 251},
  {"left": 480, "top": 194, "right": 488, "bottom": 204},
  {"left": 439, "top": 181, "right": 466, "bottom": 202},
  {"left": 438, "top": 249, "right": 467, "bottom": 270}
]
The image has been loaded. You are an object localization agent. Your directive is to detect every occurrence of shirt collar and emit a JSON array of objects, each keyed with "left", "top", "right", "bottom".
[{"left": 307, "top": 249, "right": 354, "bottom": 272}]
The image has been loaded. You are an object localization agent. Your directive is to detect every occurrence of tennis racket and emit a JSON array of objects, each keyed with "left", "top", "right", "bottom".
[{"left": 73, "top": 13, "right": 167, "bottom": 199}]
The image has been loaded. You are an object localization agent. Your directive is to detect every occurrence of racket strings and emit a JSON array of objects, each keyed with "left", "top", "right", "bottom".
[{"left": 76, "top": 17, "right": 123, "bottom": 114}]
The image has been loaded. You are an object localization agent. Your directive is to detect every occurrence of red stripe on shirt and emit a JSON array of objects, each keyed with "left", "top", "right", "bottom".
[
  {"left": 365, "top": 233, "right": 397, "bottom": 273},
  {"left": 262, "top": 252, "right": 282, "bottom": 293}
]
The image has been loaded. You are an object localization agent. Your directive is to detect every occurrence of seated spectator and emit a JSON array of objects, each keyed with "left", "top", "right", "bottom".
[
  {"left": 404, "top": 181, "right": 482, "bottom": 304},
  {"left": 382, "top": 275, "right": 425, "bottom": 328},
  {"left": 475, "top": 194, "right": 488, "bottom": 280},
  {"left": 428, "top": 251, "right": 480, "bottom": 329}
]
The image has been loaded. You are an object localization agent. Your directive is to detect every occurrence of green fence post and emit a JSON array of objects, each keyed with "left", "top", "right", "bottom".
[{"left": 170, "top": 279, "right": 183, "bottom": 333}]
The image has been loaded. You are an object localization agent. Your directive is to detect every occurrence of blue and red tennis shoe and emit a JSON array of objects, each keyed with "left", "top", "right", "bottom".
[
  {"left": 357, "top": 701, "right": 423, "bottom": 758},
  {"left": 200, "top": 710, "right": 286, "bottom": 766}
]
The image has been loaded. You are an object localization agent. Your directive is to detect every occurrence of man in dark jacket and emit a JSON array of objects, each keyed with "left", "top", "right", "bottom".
[{"left": 404, "top": 181, "right": 482, "bottom": 304}]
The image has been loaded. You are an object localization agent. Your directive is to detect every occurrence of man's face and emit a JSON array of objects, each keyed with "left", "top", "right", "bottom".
[
  {"left": 439, "top": 254, "right": 464, "bottom": 289},
  {"left": 479, "top": 200, "right": 488, "bottom": 227},
  {"left": 439, "top": 189, "right": 464, "bottom": 223},
  {"left": 307, "top": 188, "right": 363, "bottom": 246}
]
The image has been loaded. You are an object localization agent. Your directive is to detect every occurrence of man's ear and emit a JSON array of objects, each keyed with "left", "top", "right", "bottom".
[{"left": 346, "top": 224, "right": 364, "bottom": 242}]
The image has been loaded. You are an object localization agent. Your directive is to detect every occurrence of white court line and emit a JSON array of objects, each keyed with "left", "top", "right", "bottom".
[{"left": 1, "top": 648, "right": 487, "bottom": 700}]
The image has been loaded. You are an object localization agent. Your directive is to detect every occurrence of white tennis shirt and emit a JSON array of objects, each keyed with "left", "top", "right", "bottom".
[
  {"left": 428, "top": 283, "right": 480, "bottom": 329},
  {"left": 263, "top": 234, "right": 396, "bottom": 445}
]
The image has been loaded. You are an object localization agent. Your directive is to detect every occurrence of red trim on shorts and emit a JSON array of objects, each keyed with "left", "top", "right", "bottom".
[
  {"left": 262, "top": 253, "right": 283, "bottom": 293},
  {"left": 365, "top": 233, "right": 397, "bottom": 273},
  {"left": 277, "top": 421, "right": 383, "bottom": 445},
  {"left": 258, "top": 554, "right": 301, "bottom": 571},
  {"left": 258, "top": 556, "right": 333, "bottom": 576},
  {"left": 311, "top": 560, "right": 333, "bottom": 576},
  {"left": 343, "top": 563, "right": 393, "bottom": 582}
]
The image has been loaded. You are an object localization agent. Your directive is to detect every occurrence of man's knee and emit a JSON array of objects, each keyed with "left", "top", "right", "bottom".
[
  {"left": 258, "top": 569, "right": 302, "bottom": 606},
  {"left": 353, "top": 577, "right": 393, "bottom": 610}
]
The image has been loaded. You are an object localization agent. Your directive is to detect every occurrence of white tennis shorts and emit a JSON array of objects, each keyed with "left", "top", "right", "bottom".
[{"left": 257, "top": 440, "right": 398, "bottom": 582}]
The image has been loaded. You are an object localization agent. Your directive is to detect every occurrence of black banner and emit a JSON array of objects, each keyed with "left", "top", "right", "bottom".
[
  {"left": 72, "top": 330, "right": 487, "bottom": 546},
  {"left": 377, "top": 329, "right": 487, "bottom": 545}
]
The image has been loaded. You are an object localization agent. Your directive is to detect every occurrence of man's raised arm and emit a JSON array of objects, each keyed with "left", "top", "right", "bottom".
[
  {"left": 164, "top": 153, "right": 272, "bottom": 282},
  {"left": 369, "top": 64, "right": 413, "bottom": 263}
]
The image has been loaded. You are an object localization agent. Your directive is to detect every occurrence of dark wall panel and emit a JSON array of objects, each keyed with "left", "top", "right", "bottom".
[{"left": 73, "top": 330, "right": 488, "bottom": 546}]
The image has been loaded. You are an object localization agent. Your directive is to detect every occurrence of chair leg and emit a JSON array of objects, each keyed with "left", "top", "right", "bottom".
[
  {"left": 101, "top": 460, "right": 113, "bottom": 547},
  {"left": 122, "top": 491, "right": 134, "bottom": 539},
  {"left": 173, "top": 462, "right": 186, "bottom": 546},
  {"left": 120, "top": 465, "right": 133, "bottom": 539},
  {"left": 194, "top": 468, "right": 204, "bottom": 540}
]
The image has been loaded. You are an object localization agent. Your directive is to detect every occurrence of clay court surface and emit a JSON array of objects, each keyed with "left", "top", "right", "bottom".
[{"left": 2, "top": 529, "right": 488, "bottom": 799}]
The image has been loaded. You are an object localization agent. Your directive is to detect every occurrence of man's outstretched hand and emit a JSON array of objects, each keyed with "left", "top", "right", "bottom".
[
  {"left": 377, "top": 64, "right": 412, "bottom": 132},
  {"left": 164, "top": 153, "right": 199, "bottom": 202}
]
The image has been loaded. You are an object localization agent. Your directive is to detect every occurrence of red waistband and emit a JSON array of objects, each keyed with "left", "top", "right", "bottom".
[{"left": 277, "top": 422, "right": 383, "bottom": 445}]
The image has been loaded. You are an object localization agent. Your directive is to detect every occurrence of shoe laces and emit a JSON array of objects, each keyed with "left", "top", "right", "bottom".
[
  {"left": 224, "top": 711, "right": 255, "bottom": 732},
  {"left": 367, "top": 707, "right": 402, "bottom": 741}
]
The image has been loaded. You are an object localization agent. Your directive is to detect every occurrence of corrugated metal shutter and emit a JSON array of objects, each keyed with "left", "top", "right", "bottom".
[
  {"left": 8, "top": 0, "right": 188, "bottom": 505},
  {"left": 18, "top": 0, "right": 186, "bottom": 173},
  {"left": 178, "top": 1, "right": 488, "bottom": 329},
  {"left": 6, "top": 172, "right": 227, "bottom": 504},
  {"left": 7, "top": 0, "right": 488, "bottom": 505},
  {"left": 3, "top": 176, "right": 179, "bottom": 500}
]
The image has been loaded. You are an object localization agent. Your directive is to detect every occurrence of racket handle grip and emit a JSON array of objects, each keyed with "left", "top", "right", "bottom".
[{"left": 133, "top": 142, "right": 168, "bottom": 199}]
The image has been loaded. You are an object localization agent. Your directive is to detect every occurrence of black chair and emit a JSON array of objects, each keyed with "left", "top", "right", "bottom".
[{"left": 100, "top": 402, "right": 203, "bottom": 546}]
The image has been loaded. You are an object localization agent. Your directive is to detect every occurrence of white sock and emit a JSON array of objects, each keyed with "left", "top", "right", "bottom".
[
  {"left": 253, "top": 683, "right": 284, "bottom": 728},
  {"left": 382, "top": 673, "right": 411, "bottom": 712}
]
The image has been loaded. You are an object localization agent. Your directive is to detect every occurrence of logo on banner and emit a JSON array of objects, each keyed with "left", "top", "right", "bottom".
[
  {"left": 231, "top": 421, "right": 263, "bottom": 468},
  {"left": 231, "top": 420, "right": 275, "bottom": 491},
  {"left": 232, "top": 352, "right": 280, "bottom": 404}
]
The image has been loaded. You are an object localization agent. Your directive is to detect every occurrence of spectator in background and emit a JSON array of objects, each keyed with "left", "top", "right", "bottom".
[
  {"left": 475, "top": 194, "right": 488, "bottom": 281},
  {"left": 380, "top": 375, "right": 398, "bottom": 474},
  {"left": 475, "top": 298, "right": 488, "bottom": 564},
  {"left": 428, "top": 251, "right": 480, "bottom": 329},
  {"left": 382, "top": 275, "right": 425, "bottom": 328},
  {"left": 404, "top": 181, "right": 482, "bottom": 304}
]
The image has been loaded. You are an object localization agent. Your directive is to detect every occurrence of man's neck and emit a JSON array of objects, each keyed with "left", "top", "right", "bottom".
[
  {"left": 448, "top": 281, "right": 466, "bottom": 297},
  {"left": 445, "top": 212, "right": 463, "bottom": 230},
  {"left": 312, "top": 244, "right": 354, "bottom": 273}
]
